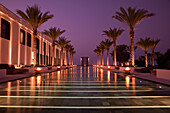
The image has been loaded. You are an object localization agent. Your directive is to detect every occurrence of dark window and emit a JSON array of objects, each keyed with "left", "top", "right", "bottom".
[
  {"left": 20, "top": 29, "right": 25, "bottom": 45},
  {"left": 1, "top": 18, "right": 10, "bottom": 40},
  {"left": 27, "top": 32, "right": 31, "bottom": 47}
]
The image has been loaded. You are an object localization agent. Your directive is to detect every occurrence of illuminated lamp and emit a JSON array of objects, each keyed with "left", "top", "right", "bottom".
[
  {"left": 35, "top": 67, "right": 42, "bottom": 74},
  {"left": 108, "top": 66, "right": 110, "bottom": 69},
  {"left": 124, "top": 67, "right": 131, "bottom": 74}
]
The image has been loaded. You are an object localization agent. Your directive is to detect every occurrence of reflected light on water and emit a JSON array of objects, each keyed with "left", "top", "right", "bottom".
[
  {"left": 132, "top": 77, "right": 136, "bottom": 96},
  {"left": 57, "top": 70, "right": 61, "bottom": 83},
  {"left": 100, "top": 69, "right": 103, "bottom": 81},
  {"left": 37, "top": 75, "right": 41, "bottom": 89},
  {"left": 125, "top": 75, "right": 130, "bottom": 88},
  {"left": 107, "top": 70, "right": 110, "bottom": 84}
]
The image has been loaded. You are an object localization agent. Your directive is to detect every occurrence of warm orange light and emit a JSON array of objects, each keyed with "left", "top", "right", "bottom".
[
  {"left": 125, "top": 76, "right": 130, "bottom": 88},
  {"left": 125, "top": 67, "right": 131, "bottom": 71},
  {"left": 37, "top": 75, "right": 41, "bottom": 88},
  {"left": 100, "top": 65, "right": 103, "bottom": 68},
  {"left": 36, "top": 67, "right": 42, "bottom": 71},
  {"left": 57, "top": 66, "right": 60, "bottom": 69},
  {"left": 107, "top": 70, "right": 110, "bottom": 83},
  {"left": 108, "top": 66, "right": 110, "bottom": 69}
]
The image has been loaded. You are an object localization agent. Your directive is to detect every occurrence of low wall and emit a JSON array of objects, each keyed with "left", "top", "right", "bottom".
[
  {"left": 0, "top": 69, "right": 6, "bottom": 78},
  {"left": 156, "top": 69, "right": 170, "bottom": 80}
]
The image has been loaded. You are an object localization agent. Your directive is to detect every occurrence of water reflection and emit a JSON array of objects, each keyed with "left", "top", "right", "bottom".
[
  {"left": 125, "top": 75, "right": 130, "bottom": 88},
  {"left": 107, "top": 70, "right": 110, "bottom": 85}
]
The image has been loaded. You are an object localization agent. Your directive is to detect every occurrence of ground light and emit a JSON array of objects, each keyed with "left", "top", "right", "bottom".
[
  {"left": 124, "top": 67, "right": 131, "bottom": 74},
  {"left": 35, "top": 67, "right": 42, "bottom": 74}
]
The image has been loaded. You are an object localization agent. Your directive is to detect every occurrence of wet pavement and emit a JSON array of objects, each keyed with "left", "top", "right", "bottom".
[{"left": 0, "top": 66, "right": 170, "bottom": 113}]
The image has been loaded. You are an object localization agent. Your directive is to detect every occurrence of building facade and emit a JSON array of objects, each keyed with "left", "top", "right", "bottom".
[{"left": 0, "top": 4, "right": 66, "bottom": 66}]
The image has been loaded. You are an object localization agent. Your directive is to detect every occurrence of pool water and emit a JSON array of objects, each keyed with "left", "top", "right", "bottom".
[{"left": 0, "top": 66, "right": 170, "bottom": 113}]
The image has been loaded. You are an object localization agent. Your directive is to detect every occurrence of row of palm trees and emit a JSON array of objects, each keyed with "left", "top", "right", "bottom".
[
  {"left": 17, "top": 4, "right": 76, "bottom": 66},
  {"left": 94, "top": 7, "right": 155, "bottom": 66},
  {"left": 136, "top": 38, "right": 160, "bottom": 67}
]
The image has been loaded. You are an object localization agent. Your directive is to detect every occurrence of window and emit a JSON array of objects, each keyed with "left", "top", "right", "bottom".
[
  {"left": 1, "top": 18, "right": 10, "bottom": 40},
  {"left": 20, "top": 29, "right": 25, "bottom": 45},
  {"left": 27, "top": 32, "right": 31, "bottom": 47}
]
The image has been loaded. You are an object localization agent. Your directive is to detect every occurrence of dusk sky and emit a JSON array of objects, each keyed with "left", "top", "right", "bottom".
[{"left": 1, "top": 0, "right": 170, "bottom": 65}]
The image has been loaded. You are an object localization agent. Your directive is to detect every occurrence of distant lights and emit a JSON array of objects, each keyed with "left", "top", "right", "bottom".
[
  {"left": 108, "top": 66, "right": 110, "bottom": 69},
  {"left": 159, "top": 86, "right": 162, "bottom": 88}
]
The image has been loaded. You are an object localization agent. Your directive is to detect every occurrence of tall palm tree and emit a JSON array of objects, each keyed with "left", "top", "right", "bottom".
[
  {"left": 96, "top": 46, "right": 102, "bottom": 65},
  {"left": 101, "top": 39, "right": 113, "bottom": 66},
  {"left": 55, "top": 37, "right": 70, "bottom": 66},
  {"left": 43, "top": 27, "right": 65, "bottom": 66},
  {"left": 69, "top": 47, "right": 74, "bottom": 66},
  {"left": 150, "top": 39, "right": 160, "bottom": 66},
  {"left": 94, "top": 47, "right": 101, "bottom": 65},
  {"left": 113, "top": 7, "right": 155, "bottom": 66},
  {"left": 17, "top": 4, "right": 54, "bottom": 65},
  {"left": 99, "top": 43, "right": 105, "bottom": 66},
  {"left": 64, "top": 44, "right": 73, "bottom": 66},
  {"left": 103, "top": 28, "right": 124, "bottom": 66},
  {"left": 70, "top": 51, "right": 76, "bottom": 66},
  {"left": 136, "top": 38, "right": 151, "bottom": 67}
]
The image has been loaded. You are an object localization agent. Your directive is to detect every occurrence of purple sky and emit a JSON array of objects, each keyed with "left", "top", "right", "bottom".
[{"left": 1, "top": 0, "right": 170, "bottom": 65}]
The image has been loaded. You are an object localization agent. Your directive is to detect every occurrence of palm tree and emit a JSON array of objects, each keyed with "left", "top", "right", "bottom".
[
  {"left": 103, "top": 28, "right": 124, "bottom": 66},
  {"left": 70, "top": 50, "right": 76, "bottom": 66},
  {"left": 96, "top": 46, "right": 102, "bottom": 65},
  {"left": 17, "top": 4, "right": 54, "bottom": 65},
  {"left": 94, "top": 47, "right": 101, "bottom": 65},
  {"left": 69, "top": 47, "right": 74, "bottom": 66},
  {"left": 99, "top": 43, "right": 105, "bottom": 66},
  {"left": 113, "top": 7, "right": 155, "bottom": 66},
  {"left": 101, "top": 39, "right": 113, "bottom": 66},
  {"left": 64, "top": 44, "right": 73, "bottom": 66},
  {"left": 150, "top": 39, "right": 160, "bottom": 66},
  {"left": 43, "top": 27, "right": 65, "bottom": 66},
  {"left": 136, "top": 38, "right": 151, "bottom": 67},
  {"left": 55, "top": 37, "right": 70, "bottom": 66}
]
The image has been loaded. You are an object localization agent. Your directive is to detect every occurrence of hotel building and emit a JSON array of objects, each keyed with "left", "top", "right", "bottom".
[{"left": 0, "top": 4, "right": 66, "bottom": 66}]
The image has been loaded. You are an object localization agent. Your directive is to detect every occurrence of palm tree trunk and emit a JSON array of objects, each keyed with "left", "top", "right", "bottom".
[
  {"left": 66, "top": 51, "right": 68, "bottom": 66},
  {"left": 52, "top": 44, "right": 55, "bottom": 66},
  {"left": 152, "top": 50, "right": 155, "bottom": 66},
  {"left": 107, "top": 49, "right": 109, "bottom": 66},
  {"left": 113, "top": 42, "right": 117, "bottom": 66},
  {"left": 130, "top": 28, "right": 135, "bottom": 66},
  {"left": 99, "top": 54, "right": 101, "bottom": 65},
  {"left": 145, "top": 51, "right": 148, "bottom": 67},
  {"left": 60, "top": 48, "right": 63, "bottom": 66},
  {"left": 102, "top": 52, "right": 104, "bottom": 66},
  {"left": 72, "top": 55, "right": 73, "bottom": 66},
  {"left": 97, "top": 54, "right": 99, "bottom": 65},
  {"left": 69, "top": 54, "right": 72, "bottom": 66},
  {"left": 33, "top": 30, "right": 37, "bottom": 66}
]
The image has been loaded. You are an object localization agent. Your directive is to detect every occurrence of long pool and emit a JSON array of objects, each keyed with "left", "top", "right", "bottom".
[{"left": 0, "top": 66, "right": 170, "bottom": 113}]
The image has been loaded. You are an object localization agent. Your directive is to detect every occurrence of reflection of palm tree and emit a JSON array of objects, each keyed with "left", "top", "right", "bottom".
[
  {"left": 103, "top": 28, "right": 124, "bottom": 66},
  {"left": 43, "top": 27, "right": 65, "bottom": 66},
  {"left": 99, "top": 43, "right": 105, "bottom": 66},
  {"left": 55, "top": 37, "right": 70, "bottom": 66},
  {"left": 136, "top": 38, "right": 151, "bottom": 67},
  {"left": 64, "top": 44, "right": 72, "bottom": 66},
  {"left": 113, "top": 7, "right": 154, "bottom": 66},
  {"left": 94, "top": 47, "right": 101, "bottom": 65},
  {"left": 150, "top": 39, "right": 160, "bottom": 66},
  {"left": 17, "top": 4, "right": 53, "bottom": 65},
  {"left": 101, "top": 39, "right": 113, "bottom": 66}
]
